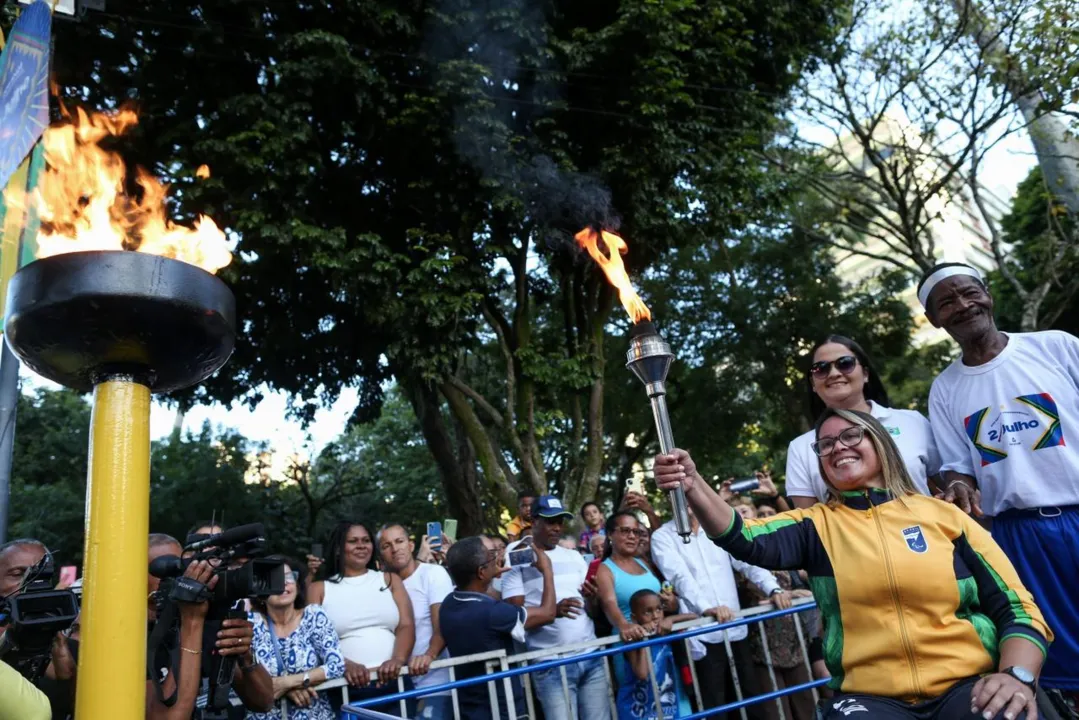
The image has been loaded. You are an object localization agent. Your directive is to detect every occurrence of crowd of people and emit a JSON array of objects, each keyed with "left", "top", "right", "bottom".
[{"left": 0, "top": 262, "right": 1076, "bottom": 720}]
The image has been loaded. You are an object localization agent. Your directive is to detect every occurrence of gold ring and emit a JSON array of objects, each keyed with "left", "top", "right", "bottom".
[{"left": 1014, "top": 693, "right": 1026, "bottom": 703}]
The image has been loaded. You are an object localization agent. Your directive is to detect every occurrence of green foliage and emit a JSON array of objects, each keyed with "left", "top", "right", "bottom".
[
  {"left": 49, "top": 0, "right": 853, "bottom": 525},
  {"left": 148, "top": 425, "right": 267, "bottom": 544},
  {"left": 307, "top": 388, "right": 447, "bottom": 542},
  {"left": 7, "top": 384, "right": 447, "bottom": 566},
  {"left": 8, "top": 389, "right": 91, "bottom": 565},
  {"left": 988, "top": 167, "right": 1079, "bottom": 332}
]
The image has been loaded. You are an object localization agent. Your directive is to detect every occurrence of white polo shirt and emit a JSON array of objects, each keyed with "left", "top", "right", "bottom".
[
  {"left": 500, "top": 543, "right": 596, "bottom": 654},
  {"left": 785, "top": 400, "right": 940, "bottom": 502}
]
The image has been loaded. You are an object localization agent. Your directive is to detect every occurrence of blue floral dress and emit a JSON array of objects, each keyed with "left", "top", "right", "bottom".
[{"left": 246, "top": 604, "right": 346, "bottom": 720}]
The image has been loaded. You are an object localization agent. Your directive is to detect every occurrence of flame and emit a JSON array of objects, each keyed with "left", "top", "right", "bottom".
[
  {"left": 6, "top": 107, "right": 232, "bottom": 274},
  {"left": 574, "top": 227, "right": 651, "bottom": 323},
  {"left": 195, "top": 164, "right": 211, "bottom": 179}
]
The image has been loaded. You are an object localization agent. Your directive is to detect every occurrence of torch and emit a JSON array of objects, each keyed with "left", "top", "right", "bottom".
[
  {"left": 2, "top": 108, "right": 235, "bottom": 719},
  {"left": 575, "top": 228, "right": 692, "bottom": 543}
]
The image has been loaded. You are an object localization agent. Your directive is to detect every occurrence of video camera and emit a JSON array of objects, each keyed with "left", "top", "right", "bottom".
[
  {"left": 0, "top": 551, "right": 80, "bottom": 682},
  {"left": 148, "top": 523, "right": 285, "bottom": 719}
]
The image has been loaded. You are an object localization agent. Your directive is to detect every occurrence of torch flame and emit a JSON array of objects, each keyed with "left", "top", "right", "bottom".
[
  {"left": 5, "top": 106, "right": 232, "bottom": 275},
  {"left": 574, "top": 227, "right": 651, "bottom": 323},
  {"left": 195, "top": 164, "right": 211, "bottom": 179}
]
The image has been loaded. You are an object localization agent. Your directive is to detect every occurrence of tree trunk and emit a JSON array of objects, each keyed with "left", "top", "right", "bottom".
[
  {"left": 401, "top": 375, "right": 486, "bottom": 536},
  {"left": 952, "top": 0, "right": 1079, "bottom": 214}
]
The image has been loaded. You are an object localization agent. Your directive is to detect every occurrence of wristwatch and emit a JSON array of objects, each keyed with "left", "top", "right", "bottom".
[
  {"left": 302, "top": 670, "right": 311, "bottom": 689},
  {"left": 1003, "top": 666, "right": 1036, "bottom": 689}
]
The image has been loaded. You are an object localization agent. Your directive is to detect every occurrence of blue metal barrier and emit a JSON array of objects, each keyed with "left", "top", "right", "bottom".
[{"left": 343, "top": 602, "right": 823, "bottom": 719}]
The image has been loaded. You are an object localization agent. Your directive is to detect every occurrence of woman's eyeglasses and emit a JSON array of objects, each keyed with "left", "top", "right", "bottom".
[
  {"left": 613, "top": 527, "right": 647, "bottom": 537},
  {"left": 283, "top": 571, "right": 300, "bottom": 585},
  {"left": 810, "top": 355, "right": 858, "bottom": 379},
  {"left": 811, "top": 426, "right": 866, "bottom": 457}
]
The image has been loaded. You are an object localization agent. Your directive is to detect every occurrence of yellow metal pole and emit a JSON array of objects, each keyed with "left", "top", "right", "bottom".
[{"left": 75, "top": 379, "right": 152, "bottom": 720}]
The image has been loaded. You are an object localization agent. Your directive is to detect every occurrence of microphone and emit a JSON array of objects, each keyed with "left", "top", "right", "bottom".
[{"left": 186, "top": 523, "right": 265, "bottom": 552}]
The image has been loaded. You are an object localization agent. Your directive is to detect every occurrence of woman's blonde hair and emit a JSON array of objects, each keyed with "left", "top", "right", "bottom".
[{"left": 814, "top": 408, "right": 919, "bottom": 506}]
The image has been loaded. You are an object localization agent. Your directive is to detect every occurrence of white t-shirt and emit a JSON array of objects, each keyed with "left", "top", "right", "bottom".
[
  {"left": 785, "top": 400, "right": 940, "bottom": 502},
  {"left": 402, "top": 562, "right": 455, "bottom": 691},
  {"left": 929, "top": 331, "right": 1079, "bottom": 516},
  {"left": 500, "top": 543, "right": 596, "bottom": 654}
]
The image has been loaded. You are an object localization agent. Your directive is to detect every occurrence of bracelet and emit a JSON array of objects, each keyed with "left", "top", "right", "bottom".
[
  {"left": 180, "top": 646, "right": 202, "bottom": 655},
  {"left": 946, "top": 478, "right": 974, "bottom": 491}
]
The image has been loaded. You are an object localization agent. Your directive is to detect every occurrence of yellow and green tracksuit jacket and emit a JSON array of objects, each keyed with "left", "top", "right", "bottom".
[{"left": 712, "top": 489, "right": 1051, "bottom": 702}]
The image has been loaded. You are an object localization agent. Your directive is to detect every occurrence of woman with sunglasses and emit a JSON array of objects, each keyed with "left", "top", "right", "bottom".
[
  {"left": 654, "top": 410, "right": 1050, "bottom": 720},
  {"left": 246, "top": 557, "right": 346, "bottom": 720},
  {"left": 786, "top": 335, "right": 940, "bottom": 509},
  {"left": 595, "top": 511, "right": 660, "bottom": 643}
]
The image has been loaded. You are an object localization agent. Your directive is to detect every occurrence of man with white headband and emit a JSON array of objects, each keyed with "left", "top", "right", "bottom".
[{"left": 921, "top": 262, "right": 1079, "bottom": 698}]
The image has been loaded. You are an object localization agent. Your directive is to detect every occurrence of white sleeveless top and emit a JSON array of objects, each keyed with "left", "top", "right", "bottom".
[{"left": 322, "top": 572, "right": 400, "bottom": 668}]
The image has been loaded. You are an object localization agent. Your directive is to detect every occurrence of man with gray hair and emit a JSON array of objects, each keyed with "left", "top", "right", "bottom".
[
  {"left": 440, "top": 536, "right": 556, "bottom": 720},
  {"left": 922, "top": 261, "right": 1079, "bottom": 695},
  {"left": 0, "top": 538, "right": 47, "bottom": 600},
  {"left": 0, "top": 538, "right": 77, "bottom": 719}
]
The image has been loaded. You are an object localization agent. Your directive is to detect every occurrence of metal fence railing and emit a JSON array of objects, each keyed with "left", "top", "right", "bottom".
[{"left": 273, "top": 597, "right": 824, "bottom": 720}]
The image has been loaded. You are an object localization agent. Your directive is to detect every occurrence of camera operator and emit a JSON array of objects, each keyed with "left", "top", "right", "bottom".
[
  {"left": 147, "top": 534, "right": 274, "bottom": 719},
  {"left": 0, "top": 539, "right": 77, "bottom": 720}
]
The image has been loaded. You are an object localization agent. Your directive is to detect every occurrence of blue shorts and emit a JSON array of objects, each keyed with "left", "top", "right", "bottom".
[{"left": 992, "top": 506, "right": 1079, "bottom": 691}]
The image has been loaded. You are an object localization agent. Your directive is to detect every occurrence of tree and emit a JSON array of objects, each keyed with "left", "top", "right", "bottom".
[
  {"left": 51, "top": 0, "right": 851, "bottom": 532},
  {"left": 777, "top": 0, "right": 1079, "bottom": 330},
  {"left": 148, "top": 424, "right": 269, "bottom": 545},
  {"left": 306, "top": 387, "right": 450, "bottom": 541},
  {"left": 989, "top": 167, "right": 1079, "bottom": 333},
  {"left": 7, "top": 389, "right": 91, "bottom": 565}
]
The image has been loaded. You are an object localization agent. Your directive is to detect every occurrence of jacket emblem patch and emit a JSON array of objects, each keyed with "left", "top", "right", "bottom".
[{"left": 902, "top": 525, "right": 928, "bottom": 554}]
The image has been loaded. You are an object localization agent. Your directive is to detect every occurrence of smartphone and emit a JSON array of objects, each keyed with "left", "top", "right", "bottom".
[
  {"left": 59, "top": 566, "right": 77, "bottom": 587},
  {"left": 661, "top": 581, "right": 673, "bottom": 594},
  {"left": 311, "top": 542, "right": 324, "bottom": 559},
  {"left": 427, "top": 522, "right": 443, "bottom": 550},
  {"left": 729, "top": 477, "right": 760, "bottom": 493},
  {"left": 443, "top": 518, "right": 458, "bottom": 542},
  {"left": 508, "top": 546, "right": 536, "bottom": 567},
  {"left": 625, "top": 476, "right": 645, "bottom": 495},
  {"left": 585, "top": 559, "right": 601, "bottom": 584}
]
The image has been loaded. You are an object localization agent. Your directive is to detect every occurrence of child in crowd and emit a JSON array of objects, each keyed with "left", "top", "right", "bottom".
[{"left": 617, "top": 589, "right": 696, "bottom": 720}]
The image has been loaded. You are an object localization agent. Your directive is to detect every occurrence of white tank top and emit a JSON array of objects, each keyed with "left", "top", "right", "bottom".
[{"left": 322, "top": 572, "right": 400, "bottom": 668}]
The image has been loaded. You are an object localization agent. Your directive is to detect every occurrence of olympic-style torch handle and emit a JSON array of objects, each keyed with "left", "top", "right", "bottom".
[{"left": 647, "top": 391, "right": 692, "bottom": 544}]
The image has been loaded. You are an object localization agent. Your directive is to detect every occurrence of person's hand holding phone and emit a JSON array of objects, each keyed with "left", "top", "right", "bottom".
[
  {"left": 751, "top": 472, "right": 778, "bottom": 498},
  {"left": 531, "top": 543, "right": 551, "bottom": 573},
  {"left": 306, "top": 550, "right": 323, "bottom": 578},
  {"left": 416, "top": 535, "right": 434, "bottom": 564}
]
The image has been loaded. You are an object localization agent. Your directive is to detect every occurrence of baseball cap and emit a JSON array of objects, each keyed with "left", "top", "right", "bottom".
[{"left": 534, "top": 496, "right": 574, "bottom": 520}]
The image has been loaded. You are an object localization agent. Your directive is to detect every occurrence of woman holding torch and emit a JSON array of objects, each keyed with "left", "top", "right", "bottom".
[{"left": 654, "top": 408, "right": 1050, "bottom": 720}]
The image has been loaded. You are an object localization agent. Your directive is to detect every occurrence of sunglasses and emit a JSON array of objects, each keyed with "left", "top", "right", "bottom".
[
  {"left": 810, "top": 355, "right": 858, "bottom": 379},
  {"left": 811, "top": 426, "right": 866, "bottom": 457},
  {"left": 614, "top": 527, "right": 647, "bottom": 537}
]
